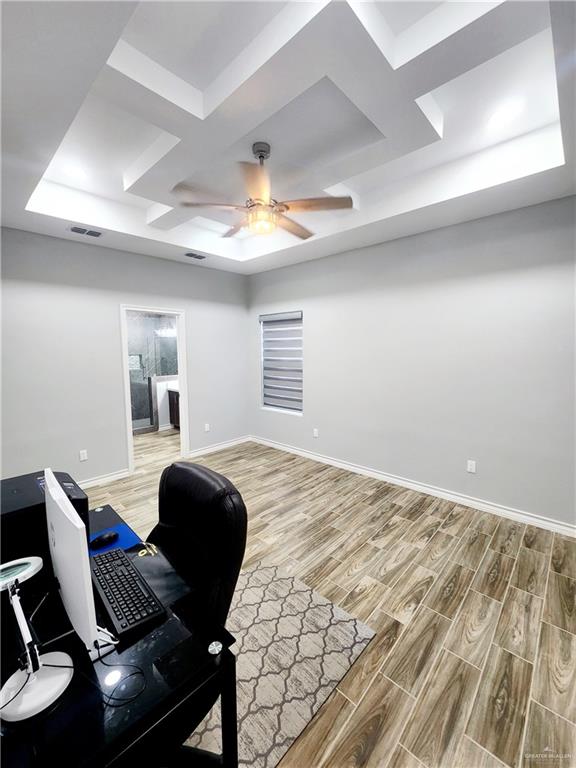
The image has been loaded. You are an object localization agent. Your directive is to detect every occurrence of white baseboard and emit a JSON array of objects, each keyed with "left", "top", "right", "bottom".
[
  {"left": 186, "top": 436, "right": 251, "bottom": 460},
  {"left": 76, "top": 435, "right": 575, "bottom": 538},
  {"left": 248, "top": 436, "right": 576, "bottom": 538},
  {"left": 77, "top": 438, "right": 251, "bottom": 490},
  {"left": 158, "top": 424, "right": 174, "bottom": 432},
  {"left": 79, "top": 468, "right": 132, "bottom": 490}
]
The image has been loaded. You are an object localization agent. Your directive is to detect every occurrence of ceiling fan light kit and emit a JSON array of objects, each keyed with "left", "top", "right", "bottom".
[
  {"left": 247, "top": 205, "right": 278, "bottom": 234},
  {"left": 172, "top": 141, "right": 353, "bottom": 240}
]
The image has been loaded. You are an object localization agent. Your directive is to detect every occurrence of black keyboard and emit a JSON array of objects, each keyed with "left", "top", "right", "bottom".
[{"left": 90, "top": 548, "right": 165, "bottom": 640}]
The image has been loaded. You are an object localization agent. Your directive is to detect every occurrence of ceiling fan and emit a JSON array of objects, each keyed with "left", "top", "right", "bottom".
[{"left": 171, "top": 142, "right": 353, "bottom": 240}]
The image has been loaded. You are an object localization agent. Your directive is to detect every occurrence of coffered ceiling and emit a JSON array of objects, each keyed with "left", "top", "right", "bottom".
[{"left": 2, "top": 1, "right": 574, "bottom": 274}]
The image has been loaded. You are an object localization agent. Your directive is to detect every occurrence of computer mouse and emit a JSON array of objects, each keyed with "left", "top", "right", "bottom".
[{"left": 90, "top": 531, "right": 119, "bottom": 550}]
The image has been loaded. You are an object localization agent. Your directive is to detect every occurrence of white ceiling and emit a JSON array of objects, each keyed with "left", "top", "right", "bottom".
[
  {"left": 43, "top": 94, "right": 162, "bottom": 208},
  {"left": 377, "top": 1, "right": 443, "bottom": 34},
  {"left": 2, "top": 1, "right": 574, "bottom": 275}
]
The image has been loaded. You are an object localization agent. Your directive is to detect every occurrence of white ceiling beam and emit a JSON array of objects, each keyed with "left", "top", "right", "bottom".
[
  {"left": 107, "top": 40, "right": 204, "bottom": 119},
  {"left": 549, "top": 0, "right": 575, "bottom": 167},
  {"left": 123, "top": 132, "right": 180, "bottom": 192},
  {"left": 393, "top": 1, "right": 506, "bottom": 69},
  {"left": 203, "top": 0, "right": 332, "bottom": 117}
]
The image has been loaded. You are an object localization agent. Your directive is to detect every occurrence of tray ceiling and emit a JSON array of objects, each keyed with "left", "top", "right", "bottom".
[{"left": 2, "top": 1, "right": 574, "bottom": 274}]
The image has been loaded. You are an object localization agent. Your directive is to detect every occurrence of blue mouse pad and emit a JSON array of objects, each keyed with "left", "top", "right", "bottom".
[{"left": 89, "top": 523, "right": 142, "bottom": 555}]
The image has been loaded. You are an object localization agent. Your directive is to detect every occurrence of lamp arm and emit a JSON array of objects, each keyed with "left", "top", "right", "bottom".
[{"left": 8, "top": 581, "right": 40, "bottom": 673}]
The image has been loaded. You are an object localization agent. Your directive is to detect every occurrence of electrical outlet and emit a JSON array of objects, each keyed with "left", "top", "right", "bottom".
[
  {"left": 79, "top": 449, "right": 88, "bottom": 462},
  {"left": 204, "top": 423, "right": 210, "bottom": 433},
  {"left": 313, "top": 428, "right": 319, "bottom": 438},
  {"left": 467, "top": 459, "right": 477, "bottom": 474}
]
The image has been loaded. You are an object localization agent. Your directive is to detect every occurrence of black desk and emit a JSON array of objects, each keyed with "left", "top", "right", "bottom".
[{"left": 1, "top": 506, "right": 238, "bottom": 768}]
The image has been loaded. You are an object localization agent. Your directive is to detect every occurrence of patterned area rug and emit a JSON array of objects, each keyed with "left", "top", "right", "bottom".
[{"left": 187, "top": 563, "right": 375, "bottom": 767}]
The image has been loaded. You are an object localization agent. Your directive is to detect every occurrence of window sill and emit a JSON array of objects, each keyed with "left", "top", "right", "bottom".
[{"left": 261, "top": 406, "right": 303, "bottom": 417}]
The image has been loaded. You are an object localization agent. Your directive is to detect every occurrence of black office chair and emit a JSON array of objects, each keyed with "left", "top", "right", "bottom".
[
  {"left": 141, "top": 462, "right": 247, "bottom": 768},
  {"left": 147, "top": 461, "right": 248, "bottom": 627}
]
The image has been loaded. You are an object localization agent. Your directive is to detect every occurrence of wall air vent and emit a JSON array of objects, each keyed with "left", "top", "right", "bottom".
[
  {"left": 185, "top": 252, "right": 207, "bottom": 260},
  {"left": 69, "top": 226, "right": 103, "bottom": 238}
]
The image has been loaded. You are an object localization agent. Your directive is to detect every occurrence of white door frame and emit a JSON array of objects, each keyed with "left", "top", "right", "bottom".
[{"left": 120, "top": 304, "right": 190, "bottom": 474}]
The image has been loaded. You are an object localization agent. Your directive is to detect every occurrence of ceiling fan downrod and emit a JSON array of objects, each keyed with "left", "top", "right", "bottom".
[{"left": 252, "top": 141, "right": 271, "bottom": 166}]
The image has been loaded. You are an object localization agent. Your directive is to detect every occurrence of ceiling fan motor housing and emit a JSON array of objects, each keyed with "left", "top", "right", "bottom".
[{"left": 252, "top": 141, "right": 271, "bottom": 162}]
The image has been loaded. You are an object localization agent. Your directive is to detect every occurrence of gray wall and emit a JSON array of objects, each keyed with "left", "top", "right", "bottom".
[
  {"left": 248, "top": 198, "right": 576, "bottom": 525},
  {"left": 1, "top": 228, "right": 249, "bottom": 481},
  {"left": 2, "top": 197, "right": 574, "bottom": 526}
]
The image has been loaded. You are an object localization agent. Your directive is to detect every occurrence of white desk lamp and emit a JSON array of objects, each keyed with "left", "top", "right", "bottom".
[{"left": 0, "top": 557, "right": 74, "bottom": 721}]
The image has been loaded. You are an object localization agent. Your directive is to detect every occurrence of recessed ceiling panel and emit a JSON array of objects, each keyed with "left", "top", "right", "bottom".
[
  {"left": 233, "top": 76, "right": 384, "bottom": 195},
  {"left": 121, "top": 1, "right": 289, "bottom": 90}
]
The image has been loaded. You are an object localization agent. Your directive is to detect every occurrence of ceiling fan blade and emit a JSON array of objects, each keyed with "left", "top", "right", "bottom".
[
  {"left": 238, "top": 161, "right": 271, "bottom": 203},
  {"left": 280, "top": 196, "right": 353, "bottom": 212},
  {"left": 180, "top": 201, "right": 244, "bottom": 209},
  {"left": 222, "top": 220, "right": 247, "bottom": 238},
  {"left": 277, "top": 214, "right": 313, "bottom": 240},
  {"left": 172, "top": 183, "right": 244, "bottom": 209}
]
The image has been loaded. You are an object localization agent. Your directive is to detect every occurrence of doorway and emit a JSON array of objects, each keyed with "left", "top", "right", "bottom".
[{"left": 120, "top": 306, "right": 190, "bottom": 474}]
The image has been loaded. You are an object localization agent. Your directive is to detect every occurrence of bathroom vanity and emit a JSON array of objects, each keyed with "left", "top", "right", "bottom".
[{"left": 168, "top": 387, "right": 180, "bottom": 429}]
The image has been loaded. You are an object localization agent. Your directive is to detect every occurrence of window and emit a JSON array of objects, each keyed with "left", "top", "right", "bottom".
[{"left": 260, "top": 311, "right": 303, "bottom": 412}]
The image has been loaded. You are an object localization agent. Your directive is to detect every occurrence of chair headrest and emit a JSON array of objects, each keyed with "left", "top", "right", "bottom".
[{"left": 158, "top": 462, "right": 243, "bottom": 526}]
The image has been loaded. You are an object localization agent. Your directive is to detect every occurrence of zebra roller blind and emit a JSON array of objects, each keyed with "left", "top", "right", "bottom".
[{"left": 260, "top": 311, "right": 303, "bottom": 412}]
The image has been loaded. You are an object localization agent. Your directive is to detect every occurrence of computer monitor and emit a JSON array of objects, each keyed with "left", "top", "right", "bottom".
[{"left": 44, "top": 468, "right": 114, "bottom": 661}]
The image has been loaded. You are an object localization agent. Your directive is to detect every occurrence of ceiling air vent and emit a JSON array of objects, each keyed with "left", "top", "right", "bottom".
[
  {"left": 185, "top": 252, "right": 207, "bottom": 260},
  {"left": 69, "top": 226, "right": 103, "bottom": 238}
]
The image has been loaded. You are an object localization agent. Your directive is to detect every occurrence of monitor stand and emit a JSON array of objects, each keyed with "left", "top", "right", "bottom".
[{"left": 88, "top": 628, "right": 117, "bottom": 663}]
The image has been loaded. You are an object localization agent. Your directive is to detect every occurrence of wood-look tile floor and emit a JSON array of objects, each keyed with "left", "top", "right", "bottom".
[{"left": 88, "top": 432, "right": 576, "bottom": 768}]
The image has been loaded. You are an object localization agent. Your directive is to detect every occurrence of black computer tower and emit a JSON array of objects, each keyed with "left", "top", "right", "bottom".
[{"left": 1, "top": 470, "right": 89, "bottom": 571}]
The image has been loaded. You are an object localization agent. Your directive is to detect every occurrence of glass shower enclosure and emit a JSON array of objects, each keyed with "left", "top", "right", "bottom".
[{"left": 127, "top": 311, "right": 178, "bottom": 434}]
